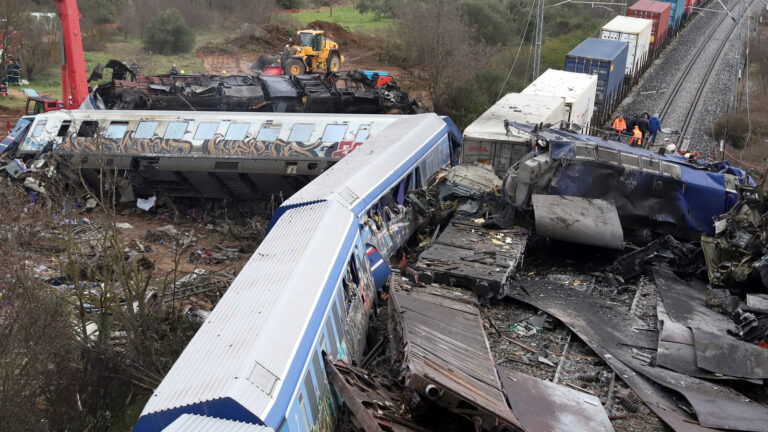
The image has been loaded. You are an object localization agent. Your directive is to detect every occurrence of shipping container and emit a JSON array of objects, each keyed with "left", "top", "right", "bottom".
[
  {"left": 656, "top": 0, "right": 686, "bottom": 28},
  {"left": 600, "top": 16, "right": 653, "bottom": 76},
  {"left": 462, "top": 93, "right": 565, "bottom": 173},
  {"left": 629, "top": 0, "right": 672, "bottom": 50},
  {"left": 521, "top": 69, "right": 598, "bottom": 130},
  {"left": 564, "top": 38, "right": 629, "bottom": 112}
]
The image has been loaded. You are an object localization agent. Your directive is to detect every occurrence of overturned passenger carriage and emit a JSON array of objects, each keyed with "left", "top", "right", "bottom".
[{"left": 5, "top": 110, "right": 454, "bottom": 199}]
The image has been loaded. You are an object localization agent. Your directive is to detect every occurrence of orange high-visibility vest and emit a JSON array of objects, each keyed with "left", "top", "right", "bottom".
[
  {"left": 630, "top": 127, "right": 642, "bottom": 146},
  {"left": 613, "top": 117, "right": 626, "bottom": 132}
]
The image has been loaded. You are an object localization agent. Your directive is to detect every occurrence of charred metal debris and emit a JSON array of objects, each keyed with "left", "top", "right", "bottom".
[
  {"left": 324, "top": 136, "right": 768, "bottom": 431},
  {"left": 89, "top": 60, "right": 421, "bottom": 114}
]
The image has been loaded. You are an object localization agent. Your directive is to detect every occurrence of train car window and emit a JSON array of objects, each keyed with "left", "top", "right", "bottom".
[
  {"left": 348, "top": 256, "right": 360, "bottom": 285},
  {"left": 105, "top": 122, "right": 129, "bottom": 139},
  {"left": 324, "top": 318, "right": 339, "bottom": 358},
  {"left": 77, "top": 121, "right": 99, "bottom": 137},
  {"left": 322, "top": 124, "right": 347, "bottom": 142},
  {"left": 303, "top": 372, "right": 319, "bottom": 422},
  {"left": 297, "top": 393, "right": 311, "bottom": 430},
  {"left": 194, "top": 122, "right": 219, "bottom": 140},
  {"left": 574, "top": 144, "right": 596, "bottom": 160},
  {"left": 335, "top": 287, "right": 346, "bottom": 320},
  {"left": 420, "top": 161, "right": 428, "bottom": 183},
  {"left": 414, "top": 167, "right": 422, "bottom": 189},
  {"left": 597, "top": 147, "right": 619, "bottom": 166},
  {"left": 164, "top": 121, "right": 188, "bottom": 139},
  {"left": 661, "top": 162, "right": 682, "bottom": 179},
  {"left": 288, "top": 123, "right": 314, "bottom": 142},
  {"left": 224, "top": 122, "right": 249, "bottom": 141},
  {"left": 355, "top": 126, "right": 370, "bottom": 143},
  {"left": 331, "top": 301, "right": 345, "bottom": 348},
  {"left": 311, "top": 350, "right": 327, "bottom": 398},
  {"left": 31, "top": 120, "right": 46, "bottom": 138},
  {"left": 620, "top": 153, "right": 640, "bottom": 170},
  {"left": 256, "top": 126, "right": 281, "bottom": 141},
  {"left": 641, "top": 157, "right": 661, "bottom": 173},
  {"left": 56, "top": 121, "right": 71, "bottom": 137},
  {"left": 135, "top": 121, "right": 158, "bottom": 139}
]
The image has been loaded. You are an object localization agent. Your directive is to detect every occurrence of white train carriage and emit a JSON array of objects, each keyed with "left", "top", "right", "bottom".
[{"left": 134, "top": 113, "right": 461, "bottom": 432}]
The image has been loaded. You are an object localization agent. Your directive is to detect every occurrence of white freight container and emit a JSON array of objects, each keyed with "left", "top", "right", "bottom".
[
  {"left": 600, "top": 16, "right": 653, "bottom": 76},
  {"left": 522, "top": 69, "right": 598, "bottom": 130},
  {"left": 462, "top": 93, "right": 565, "bottom": 174}
]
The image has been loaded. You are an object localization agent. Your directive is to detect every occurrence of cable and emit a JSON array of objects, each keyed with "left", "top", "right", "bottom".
[{"left": 496, "top": 0, "right": 537, "bottom": 101}]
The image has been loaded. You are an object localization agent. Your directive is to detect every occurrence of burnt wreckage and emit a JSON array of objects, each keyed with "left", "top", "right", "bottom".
[{"left": 89, "top": 60, "right": 420, "bottom": 114}]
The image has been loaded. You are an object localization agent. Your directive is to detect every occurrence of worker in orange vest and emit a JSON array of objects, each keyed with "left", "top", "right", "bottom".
[
  {"left": 612, "top": 114, "right": 627, "bottom": 142},
  {"left": 629, "top": 125, "right": 643, "bottom": 147}
]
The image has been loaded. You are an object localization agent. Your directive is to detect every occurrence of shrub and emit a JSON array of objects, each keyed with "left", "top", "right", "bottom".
[
  {"left": 714, "top": 112, "right": 750, "bottom": 150},
  {"left": 142, "top": 8, "right": 196, "bottom": 55}
]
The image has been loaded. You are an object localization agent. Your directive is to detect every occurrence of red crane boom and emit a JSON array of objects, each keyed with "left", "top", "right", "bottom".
[{"left": 55, "top": 0, "right": 88, "bottom": 109}]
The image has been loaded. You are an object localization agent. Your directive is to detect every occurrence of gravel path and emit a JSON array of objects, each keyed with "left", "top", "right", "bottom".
[{"left": 614, "top": 0, "right": 752, "bottom": 155}]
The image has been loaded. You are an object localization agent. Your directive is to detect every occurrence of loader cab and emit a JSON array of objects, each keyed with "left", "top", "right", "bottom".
[
  {"left": 25, "top": 97, "right": 62, "bottom": 115},
  {"left": 298, "top": 31, "right": 325, "bottom": 53}
]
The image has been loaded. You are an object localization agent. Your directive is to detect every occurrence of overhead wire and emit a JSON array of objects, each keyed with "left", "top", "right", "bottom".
[{"left": 496, "top": 0, "right": 537, "bottom": 101}]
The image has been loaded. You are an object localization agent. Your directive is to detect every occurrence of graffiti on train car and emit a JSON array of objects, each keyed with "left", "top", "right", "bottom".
[
  {"left": 203, "top": 134, "right": 325, "bottom": 158},
  {"left": 331, "top": 141, "right": 364, "bottom": 159},
  {"left": 56, "top": 131, "right": 193, "bottom": 155}
]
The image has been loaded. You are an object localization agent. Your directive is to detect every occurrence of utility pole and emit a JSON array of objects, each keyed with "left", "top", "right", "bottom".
[{"left": 533, "top": 0, "right": 545, "bottom": 81}]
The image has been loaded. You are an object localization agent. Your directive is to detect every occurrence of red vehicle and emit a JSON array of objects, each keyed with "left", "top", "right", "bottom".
[{"left": 24, "top": 0, "right": 89, "bottom": 114}]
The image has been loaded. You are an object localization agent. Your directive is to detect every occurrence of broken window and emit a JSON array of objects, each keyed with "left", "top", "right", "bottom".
[
  {"left": 135, "top": 121, "right": 158, "bottom": 139},
  {"left": 661, "top": 162, "right": 682, "bottom": 179},
  {"left": 194, "top": 122, "right": 219, "bottom": 140},
  {"left": 620, "top": 153, "right": 640, "bottom": 170},
  {"left": 224, "top": 122, "right": 249, "bottom": 141},
  {"left": 574, "top": 143, "right": 596, "bottom": 160},
  {"left": 322, "top": 124, "right": 347, "bottom": 142},
  {"left": 31, "top": 120, "right": 46, "bottom": 138},
  {"left": 597, "top": 147, "right": 619, "bottom": 166},
  {"left": 77, "top": 121, "right": 99, "bottom": 138},
  {"left": 56, "top": 121, "right": 71, "bottom": 137},
  {"left": 256, "top": 126, "right": 280, "bottom": 141},
  {"left": 641, "top": 157, "right": 661, "bottom": 173},
  {"left": 289, "top": 123, "right": 314, "bottom": 142},
  {"left": 354, "top": 126, "right": 370, "bottom": 143},
  {"left": 164, "top": 122, "right": 188, "bottom": 140},
  {"left": 105, "top": 122, "right": 129, "bottom": 139}
]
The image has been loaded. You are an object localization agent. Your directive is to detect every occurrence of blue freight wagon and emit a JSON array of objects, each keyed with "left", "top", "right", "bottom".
[
  {"left": 564, "top": 38, "right": 629, "bottom": 112},
  {"left": 657, "top": 0, "right": 685, "bottom": 28}
]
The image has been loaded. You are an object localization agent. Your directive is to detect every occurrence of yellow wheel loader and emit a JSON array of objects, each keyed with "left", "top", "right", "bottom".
[{"left": 280, "top": 30, "right": 343, "bottom": 76}]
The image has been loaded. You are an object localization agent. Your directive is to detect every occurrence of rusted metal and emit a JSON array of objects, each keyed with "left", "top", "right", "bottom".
[
  {"left": 389, "top": 278, "right": 523, "bottom": 431},
  {"left": 412, "top": 217, "right": 528, "bottom": 298},
  {"left": 497, "top": 367, "right": 615, "bottom": 432}
]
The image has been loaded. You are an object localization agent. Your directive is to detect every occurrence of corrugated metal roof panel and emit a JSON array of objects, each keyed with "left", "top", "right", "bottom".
[
  {"left": 282, "top": 113, "right": 448, "bottom": 213},
  {"left": 463, "top": 93, "right": 565, "bottom": 142},
  {"left": 162, "top": 414, "right": 274, "bottom": 432},
  {"left": 138, "top": 200, "right": 355, "bottom": 431}
]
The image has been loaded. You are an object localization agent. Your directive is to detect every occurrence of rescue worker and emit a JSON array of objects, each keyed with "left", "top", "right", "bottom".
[
  {"left": 130, "top": 60, "right": 139, "bottom": 81},
  {"left": 6, "top": 59, "right": 21, "bottom": 85},
  {"left": 170, "top": 64, "right": 179, "bottom": 75},
  {"left": 629, "top": 125, "right": 643, "bottom": 147},
  {"left": 612, "top": 114, "right": 627, "bottom": 142},
  {"left": 649, "top": 113, "right": 661, "bottom": 144},
  {"left": 638, "top": 112, "right": 651, "bottom": 144}
]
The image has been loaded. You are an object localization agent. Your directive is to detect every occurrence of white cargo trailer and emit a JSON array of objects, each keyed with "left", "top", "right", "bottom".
[
  {"left": 462, "top": 93, "right": 565, "bottom": 174},
  {"left": 522, "top": 69, "right": 598, "bottom": 130},
  {"left": 600, "top": 16, "right": 653, "bottom": 76}
]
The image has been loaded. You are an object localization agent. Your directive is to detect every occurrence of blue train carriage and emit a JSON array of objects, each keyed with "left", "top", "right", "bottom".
[
  {"left": 564, "top": 38, "right": 629, "bottom": 114},
  {"left": 1, "top": 110, "right": 405, "bottom": 198},
  {"left": 134, "top": 113, "right": 461, "bottom": 432},
  {"left": 506, "top": 122, "right": 752, "bottom": 241}
]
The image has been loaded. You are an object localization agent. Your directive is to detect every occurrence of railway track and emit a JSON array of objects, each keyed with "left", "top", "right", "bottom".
[{"left": 654, "top": 0, "right": 755, "bottom": 149}]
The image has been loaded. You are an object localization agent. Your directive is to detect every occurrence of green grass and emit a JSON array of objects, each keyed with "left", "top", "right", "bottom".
[{"left": 284, "top": 5, "right": 393, "bottom": 33}]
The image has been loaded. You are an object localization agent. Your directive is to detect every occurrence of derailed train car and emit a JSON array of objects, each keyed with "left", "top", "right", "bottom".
[
  {"left": 503, "top": 123, "right": 753, "bottom": 247},
  {"left": 132, "top": 114, "right": 463, "bottom": 431},
  {"left": 3, "top": 110, "right": 415, "bottom": 199}
]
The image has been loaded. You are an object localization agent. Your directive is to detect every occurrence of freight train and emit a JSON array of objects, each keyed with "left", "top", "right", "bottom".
[{"left": 463, "top": 0, "right": 711, "bottom": 173}]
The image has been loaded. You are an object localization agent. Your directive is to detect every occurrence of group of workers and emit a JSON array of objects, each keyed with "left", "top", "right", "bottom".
[
  {"left": 612, "top": 112, "right": 661, "bottom": 147},
  {"left": 0, "top": 58, "right": 21, "bottom": 97}
]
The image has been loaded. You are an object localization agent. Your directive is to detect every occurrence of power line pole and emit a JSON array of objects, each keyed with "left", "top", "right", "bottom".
[{"left": 533, "top": 0, "right": 545, "bottom": 81}]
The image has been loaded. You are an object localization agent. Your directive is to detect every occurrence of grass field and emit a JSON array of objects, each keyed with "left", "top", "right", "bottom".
[{"left": 284, "top": 5, "right": 393, "bottom": 33}]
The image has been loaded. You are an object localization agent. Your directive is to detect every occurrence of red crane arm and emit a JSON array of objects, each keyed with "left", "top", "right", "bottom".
[{"left": 55, "top": 0, "right": 88, "bottom": 109}]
